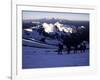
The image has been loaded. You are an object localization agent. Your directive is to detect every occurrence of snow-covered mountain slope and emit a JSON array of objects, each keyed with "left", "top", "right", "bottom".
[{"left": 23, "top": 39, "right": 57, "bottom": 49}]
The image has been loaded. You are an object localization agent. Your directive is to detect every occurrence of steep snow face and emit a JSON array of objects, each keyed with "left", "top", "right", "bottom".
[
  {"left": 42, "top": 22, "right": 73, "bottom": 33},
  {"left": 42, "top": 23, "right": 54, "bottom": 33},
  {"left": 54, "top": 22, "right": 73, "bottom": 33},
  {"left": 64, "top": 27, "right": 73, "bottom": 33},
  {"left": 54, "top": 22, "right": 63, "bottom": 31}
]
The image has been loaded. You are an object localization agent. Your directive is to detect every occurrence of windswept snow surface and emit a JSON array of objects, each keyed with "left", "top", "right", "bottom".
[{"left": 22, "top": 46, "right": 89, "bottom": 69}]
